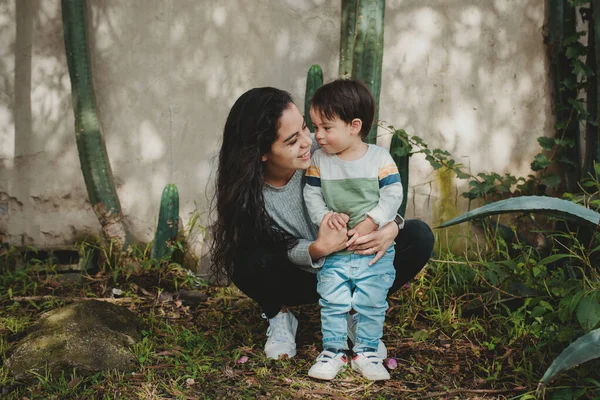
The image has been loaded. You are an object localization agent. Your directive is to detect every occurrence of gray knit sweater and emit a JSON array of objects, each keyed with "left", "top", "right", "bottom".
[
  {"left": 263, "top": 169, "right": 323, "bottom": 273},
  {"left": 263, "top": 140, "right": 323, "bottom": 273}
]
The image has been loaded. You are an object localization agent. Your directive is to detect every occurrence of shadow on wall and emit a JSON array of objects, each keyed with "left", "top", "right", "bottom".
[
  {"left": 85, "top": 1, "right": 338, "bottom": 247},
  {"left": 1, "top": 0, "right": 81, "bottom": 245},
  {"left": 1, "top": 0, "right": 552, "bottom": 260},
  {"left": 1, "top": 0, "right": 339, "bottom": 260},
  {"left": 381, "top": 0, "right": 550, "bottom": 228}
]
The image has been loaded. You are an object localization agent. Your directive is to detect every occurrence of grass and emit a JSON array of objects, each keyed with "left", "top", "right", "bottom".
[{"left": 1, "top": 236, "right": 600, "bottom": 400}]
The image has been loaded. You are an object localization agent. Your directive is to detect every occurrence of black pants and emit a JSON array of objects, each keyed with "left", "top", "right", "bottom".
[{"left": 232, "top": 219, "right": 435, "bottom": 319}]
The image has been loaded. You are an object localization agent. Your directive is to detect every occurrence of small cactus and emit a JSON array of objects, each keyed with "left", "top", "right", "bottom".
[
  {"left": 389, "top": 132, "right": 410, "bottom": 217},
  {"left": 304, "top": 64, "right": 323, "bottom": 133},
  {"left": 151, "top": 184, "right": 180, "bottom": 260}
]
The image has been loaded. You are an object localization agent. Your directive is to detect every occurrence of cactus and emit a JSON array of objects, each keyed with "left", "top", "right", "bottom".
[
  {"left": 61, "top": 0, "right": 130, "bottom": 249},
  {"left": 590, "top": 3, "right": 600, "bottom": 169},
  {"left": 546, "top": 0, "right": 580, "bottom": 191},
  {"left": 390, "top": 132, "right": 410, "bottom": 217},
  {"left": 151, "top": 184, "right": 180, "bottom": 260},
  {"left": 349, "top": 0, "right": 385, "bottom": 144},
  {"left": 584, "top": 1, "right": 597, "bottom": 177},
  {"left": 586, "top": 2, "right": 600, "bottom": 177},
  {"left": 339, "top": 0, "right": 358, "bottom": 79},
  {"left": 304, "top": 64, "right": 323, "bottom": 133}
]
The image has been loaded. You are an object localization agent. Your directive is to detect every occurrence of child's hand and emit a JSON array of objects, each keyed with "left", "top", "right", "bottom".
[
  {"left": 327, "top": 212, "right": 349, "bottom": 230},
  {"left": 347, "top": 216, "right": 378, "bottom": 244}
]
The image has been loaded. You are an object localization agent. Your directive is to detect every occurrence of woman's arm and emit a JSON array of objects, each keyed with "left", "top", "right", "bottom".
[{"left": 286, "top": 211, "right": 349, "bottom": 267}]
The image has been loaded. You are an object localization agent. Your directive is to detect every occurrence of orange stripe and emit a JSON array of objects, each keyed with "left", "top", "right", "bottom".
[
  {"left": 306, "top": 165, "right": 320, "bottom": 178},
  {"left": 378, "top": 165, "right": 399, "bottom": 179}
]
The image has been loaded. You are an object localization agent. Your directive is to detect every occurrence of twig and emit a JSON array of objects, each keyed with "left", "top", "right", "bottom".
[
  {"left": 12, "top": 296, "right": 136, "bottom": 303},
  {"left": 430, "top": 258, "right": 471, "bottom": 264},
  {"left": 419, "top": 386, "right": 528, "bottom": 399}
]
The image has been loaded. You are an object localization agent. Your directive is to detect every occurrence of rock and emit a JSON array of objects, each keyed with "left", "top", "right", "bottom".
[{"left": 5, "top": 300, "right": 145, "bottom": 381}]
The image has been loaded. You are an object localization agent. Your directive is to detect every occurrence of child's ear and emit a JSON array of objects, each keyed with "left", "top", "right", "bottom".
[{"left": 350, "top": 118, "right": 362, "bottom": 136}]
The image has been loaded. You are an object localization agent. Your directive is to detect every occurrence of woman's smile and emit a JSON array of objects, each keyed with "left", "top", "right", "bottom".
[{"left": 299, "top": 150, "right": 311, "bottom": 160}]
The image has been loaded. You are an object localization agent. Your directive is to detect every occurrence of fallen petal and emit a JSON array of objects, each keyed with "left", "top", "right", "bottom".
[
  {"left": 284, "top": 378, "right": 292, "bottom": 383},
  {"left": 186, "top": 378, "right": 195, "bottom": 386},
  {"left": 237, "top": 355, "right": 249, "bottom": 364},
  {"left": 385, "top": 358, "right": 398, "bottom": 370}
]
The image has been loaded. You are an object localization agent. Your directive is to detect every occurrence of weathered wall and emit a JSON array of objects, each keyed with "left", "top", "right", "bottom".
[{"left": 0, "top": 0, "right": 552, "bottom": 269}]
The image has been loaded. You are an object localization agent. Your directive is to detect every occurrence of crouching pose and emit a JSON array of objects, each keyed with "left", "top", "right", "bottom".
[{"left": 210, "top": 84, "right": 434, "bottom": 378}]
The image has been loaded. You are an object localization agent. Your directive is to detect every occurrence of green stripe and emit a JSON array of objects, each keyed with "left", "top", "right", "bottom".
[{"left": 321, "top": 178, "right": 380, "bottom": 228}]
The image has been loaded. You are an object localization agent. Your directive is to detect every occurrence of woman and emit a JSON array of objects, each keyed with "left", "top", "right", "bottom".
[{"left": 211, "top": 87, "right": 434, "bottom": 360}]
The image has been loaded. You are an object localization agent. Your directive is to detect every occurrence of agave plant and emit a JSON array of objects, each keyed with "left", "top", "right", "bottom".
[{"left": 439, "top": 195, "right": 600, "bottom": 388}]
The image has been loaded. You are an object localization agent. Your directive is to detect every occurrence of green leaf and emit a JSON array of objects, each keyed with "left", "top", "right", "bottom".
[
  {"left": 537, "top": 137, "right": 555, "bottom": 150},
  {"left": 437, "top": 196, "right": 600, "bottom": 229},
  {"left": 566, "top": 43, "right": 586, "bottom": 59},
  {"left": 425, "top": 155, "right": 442, "bottom": 170},
  {"left": 549, "top": 387, "right": 575, "bottom": 400},
  {"left": 531, "top": 154, "right": 552, "bottom": 171},
  {"left": 538, "top": 254, "right": 576, "bottom": 266},
  {"left": 455, "top": 170, "right": 471, "bottom": 180},
  {"left": 569, "top": 290, "right": 586, "bottom": 315},
  {"left": 594, "top": 163, "right": 600, "bottom": 177},
  {"left": 539, "top": 327, "right": 600, "bottom": 384},
  {"left": 541, "top": 174, "right": 561, "bottom": 188},
  {"left": 576, "top": 294, "right": 600, "bottom": 331}
]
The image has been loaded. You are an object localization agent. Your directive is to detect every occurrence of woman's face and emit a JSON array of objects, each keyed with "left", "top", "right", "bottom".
[{"left": 262, "top": 103, "right": 312, "bottom": 176}]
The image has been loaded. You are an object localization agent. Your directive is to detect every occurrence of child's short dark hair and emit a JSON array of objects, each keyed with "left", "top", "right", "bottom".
[{"left": 309, "top": 79, "right": 375, "bottom": 140}]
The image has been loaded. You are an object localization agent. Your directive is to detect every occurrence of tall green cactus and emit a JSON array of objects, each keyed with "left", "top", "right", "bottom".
[
  {"left": 62, "top": 0, "right": 130, "bottom": 249},
  {"left": 342, "top": 0, "right": 385, "bottom": 144},
  {"left": 151, "top": 184, "right": 179, "bottom": 260},
  {"left": 352, "top": 0, "right": 385, "bottom": 145},
  {"left": 339, "top": 0, "right": 358, "bottom": 79},
  {"left": 546, "top": 0, "right": 581, "bottom": 191},
  {"left": 584, "top": 1, "right": 598, "bottom": 177},
  {"left": 590, "top": 2, "right": 600, "bottom": 175},
  {"left": 304, "top": 64, "right": 323, "bottom": 133}
]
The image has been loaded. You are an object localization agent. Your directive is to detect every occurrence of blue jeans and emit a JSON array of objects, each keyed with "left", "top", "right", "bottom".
[{"left": 317, "top": 246, "right": 396, "bottom": 353}]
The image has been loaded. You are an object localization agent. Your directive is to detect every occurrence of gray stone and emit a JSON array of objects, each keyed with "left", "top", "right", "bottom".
[{"left": 6, "top": 300, "right": 145, "bottom": 381}]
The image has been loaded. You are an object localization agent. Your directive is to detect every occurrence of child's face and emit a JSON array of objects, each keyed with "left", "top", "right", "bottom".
[{"left": 310, "top": 109, "right": 362, "bottom": 156}]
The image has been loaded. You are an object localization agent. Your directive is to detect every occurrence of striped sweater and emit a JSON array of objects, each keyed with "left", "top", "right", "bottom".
[{"left": 304, "top": 144, "right": 403, "bottom": 230}]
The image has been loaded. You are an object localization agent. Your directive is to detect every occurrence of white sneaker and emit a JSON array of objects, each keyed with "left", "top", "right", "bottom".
[
  {"left": 308, "top": 350, "right": 348, "bottom": 380},
  {"left": 346, "top": 313, "right": 387, "bottom": 359},
  {"left": 263, "top": 311, "right": 298, "bottom": 359},
  {"left": 352, "top": 352, "right": 391, "bottom": 381}
]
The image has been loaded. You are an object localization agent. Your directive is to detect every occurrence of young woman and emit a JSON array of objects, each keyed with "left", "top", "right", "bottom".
[{"left": 211, "top": 87, "right": 434, "bottom": 360}]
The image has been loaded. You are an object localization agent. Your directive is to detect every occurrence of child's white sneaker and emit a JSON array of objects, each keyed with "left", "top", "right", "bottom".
[
  {"left": 351, "top": 352, "right": 391, "bottom": 381},
  {"left": 308, "top": 350, "right": 348, "bottom": 380},
  {"left": 346, "top": 313, "right": 387, "bottom": 359},
  {"left": 263, "top": 311, "right": 298, "bottom": 359}
]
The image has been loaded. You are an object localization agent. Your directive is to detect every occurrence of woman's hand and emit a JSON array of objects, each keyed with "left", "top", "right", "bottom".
[
  {"left": 346, "top": 216, "right": 378, "bottom": 244},
  {"left": 309, "top": 211, "right": 349, "bottom": 260},
  {"left": 347, "top": 220, "right": 398, "bottom": 265}
]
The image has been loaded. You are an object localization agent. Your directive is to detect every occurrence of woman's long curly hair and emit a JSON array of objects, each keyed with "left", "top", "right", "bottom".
[{"left": 210, "top": 87, "right": 298, "bottom": 284}]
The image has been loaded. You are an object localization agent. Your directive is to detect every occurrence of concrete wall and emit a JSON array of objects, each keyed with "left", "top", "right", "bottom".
[{"left": 0, "top": 0, "right": 552, "bottom": 268}]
